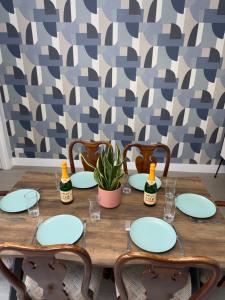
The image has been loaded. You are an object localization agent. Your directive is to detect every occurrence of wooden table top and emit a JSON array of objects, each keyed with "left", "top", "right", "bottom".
[{"left": 0, "top": 172, "right": 225, "bottom": 268}]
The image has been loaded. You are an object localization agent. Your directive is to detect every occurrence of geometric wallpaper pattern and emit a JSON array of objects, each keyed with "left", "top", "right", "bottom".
[{"left": 0, "top": 0, "right": 225, "bottom": 164}]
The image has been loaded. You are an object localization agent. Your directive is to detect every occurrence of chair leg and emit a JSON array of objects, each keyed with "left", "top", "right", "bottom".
[
  {"left": 217, "top": 275, "right": 225, "bottom": 287},
  {"left": 190, "top": 268, "right": 201, "bottom": 293},
  {"left": 214, "top": 158, "right": 223, "bottom": 178},
  {"left": 103, "top": 267, "right": 114, "bottom": 281},
  {"left": 8, "top": 258, "right": 23, "bottom": 300}
]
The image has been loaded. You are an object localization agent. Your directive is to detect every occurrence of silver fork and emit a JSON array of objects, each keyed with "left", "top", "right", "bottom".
[
  {"left": 82, "top": 220, "right": 87, "bottom": 247},
  {"left": 190, "top": 217, "right": 203, "bottom": 223},
  {"left": 190, "top": 217, "right": 223, "bottom": 224},
  {"left": 31, "top": 217, "right": 43, "bottom": 244},
  {"left": 172, "top": 225, "right": 185, "bottom": 256},
  {"left": 21, "top": 187, "right": 40, "bottom": 191},
  {"left": 176, "top": 234, "right": 185, "bottom": 256},
  {"left": 125, "top": 220, "right": 131, "bottom": 251}
]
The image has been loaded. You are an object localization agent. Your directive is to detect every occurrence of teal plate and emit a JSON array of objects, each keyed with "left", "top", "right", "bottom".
[
  {"left": 130, "top": 217, "right": 176, "bottom": 253},
  {"left": 71, "top": 171, "right": 97, "bottom": 189},
  {"left": 0, "top": 189, "right": 40, "bottom": 213},
  {"left": 128, "top": 173, "right": 161, "bottom": 191},
  {"left": 36, "top": 214, "right": 83, "bottom": 246},
  {"left": 175, "top": 193, "right": 216, "bottom": 218}
]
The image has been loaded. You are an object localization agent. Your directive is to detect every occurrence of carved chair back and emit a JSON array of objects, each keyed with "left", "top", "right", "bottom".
[
  {"left": 123, "top": 143, "right": 171, "bottom": 176},
  {"left": 114, "top": 251, "right": 220, "bottom": 300},
  {"left": 68, "top": 140, "right": 111, "bottom": 174},
  {"left": 0, "top": 191, "right": 8, "bottom": 196},
  {"left": 0, "top": 243, "right": 93, "bottom": 300}
]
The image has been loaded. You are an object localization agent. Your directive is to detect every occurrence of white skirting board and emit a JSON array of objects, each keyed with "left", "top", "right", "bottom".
[{"left": 11, "top": 158, "right": 225, "bottom": 174}]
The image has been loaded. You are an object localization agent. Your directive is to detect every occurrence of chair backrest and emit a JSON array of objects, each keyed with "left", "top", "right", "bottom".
[
  {"left": 114, "top": 251, "right": 220, "bottom": 300},
  {"left": 123, "top": 143, "right": 171, "bottom": 176},
  {"left": 0, "top": 191, "right": 8, "bottom": 196},
  {"left": 0, "top": 243, "right": 93, "bottom": 300},
  {"left": 68, "top": 140, "right": 112, "bottom": 174}
]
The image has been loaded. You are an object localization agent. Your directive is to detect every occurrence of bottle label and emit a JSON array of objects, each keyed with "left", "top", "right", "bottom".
[
  {"left": 144, "top": 192, "right": 156, "bottom": 205},
  {"left": 60, "top": 190, "right": 73, "bottom": 203}
]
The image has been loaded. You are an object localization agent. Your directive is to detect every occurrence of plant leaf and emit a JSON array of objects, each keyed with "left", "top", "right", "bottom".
[
  {"left": 107, "top": 146, "right": 114, "bottom": 165},
  {"left": 96, "top": 155, "right": 105, "bottom": 179},
  {"left": 105, "top": 157, "right": 113, "bottom": 189},
  {"left": 110, "top": 173, "right": 124, "bottom": 190},
  {"left": 90, "top": 144, "right": 124, "bottom": 191},
  {"left": 94, "top": 169, "right": 104, "bottom": 189},
  {"left": 80, "top": 153, "right": 95, "bottom": 170},
  {"left": 115, "top": 143, "right": 121, "bottom": 165}
]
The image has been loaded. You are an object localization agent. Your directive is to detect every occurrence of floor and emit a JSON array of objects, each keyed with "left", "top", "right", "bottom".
[{"left": 0, "top": 166, "right": 224, "bottom": 299}]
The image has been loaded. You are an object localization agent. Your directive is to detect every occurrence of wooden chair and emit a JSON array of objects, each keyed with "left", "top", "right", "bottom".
[
  {"left": 202, "top": 198, "right": 225, "bottom": 287},
  {"left": 114, "top": 251, "right": 220, "bottom": 300},
  {"left": 0, "top": 242, "right": 102, "bottom": 300},
  {"left": 68, "top": 140, "right": 111, "bottom": 174},
  {"left": 123, "top": 143, "right": 171, "bottom": 176}
]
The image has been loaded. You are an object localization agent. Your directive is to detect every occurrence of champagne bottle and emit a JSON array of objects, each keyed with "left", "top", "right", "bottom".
[
  {"left": 144, "top": 163, "right": 157, "bottom": 206},
  {"left": 60, "top": 161, "right": 73, "bottom": 204}
]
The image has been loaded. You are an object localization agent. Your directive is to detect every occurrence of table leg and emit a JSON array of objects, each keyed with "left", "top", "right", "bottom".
[{"left": 8, "top": 258, "right": 23, "bottom": 300}]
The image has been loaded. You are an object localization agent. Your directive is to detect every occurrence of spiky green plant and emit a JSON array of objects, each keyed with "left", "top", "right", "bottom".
[{"left": 81, "top": 144, "right": 124, "bottom": 190}]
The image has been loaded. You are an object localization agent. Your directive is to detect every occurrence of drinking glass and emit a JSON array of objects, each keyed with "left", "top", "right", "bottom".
[
  {"left": 163, "top": 193, "right": 176, "bottom": 224},
  {"left": 24, "top": 191, "right": 39, "bottom": 218},
  {"left": 123, "top": 174, "right": 131, "bottom": 194},
  {"left": 163, "top": 177, "right": 177, "bottom": 198},
  {"left": 89, "top": 195, "right": 101, "bottom": 223},
  {"left": 54, "top": 169, "right": 60, "bottom": 191}
]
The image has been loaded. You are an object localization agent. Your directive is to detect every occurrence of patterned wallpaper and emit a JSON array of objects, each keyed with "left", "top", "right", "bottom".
[{"left": 0, "top": 0, "right": 225, "bottom": 164}]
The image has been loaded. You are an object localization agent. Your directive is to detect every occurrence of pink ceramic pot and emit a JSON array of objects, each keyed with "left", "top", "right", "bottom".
[{"left": 98, "top": 185, "right": 122, "bottom": 208}]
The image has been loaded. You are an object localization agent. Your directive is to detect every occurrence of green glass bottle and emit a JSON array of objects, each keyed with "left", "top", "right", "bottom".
[
  {"left": 60, "top": 161, "right": 73, "bottom": 204},
  {"left": 143, "top": 163, "right": 157, "bottom": 206}
]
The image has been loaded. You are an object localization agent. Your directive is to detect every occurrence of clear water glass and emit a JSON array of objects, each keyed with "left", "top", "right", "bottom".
[
  {"left": 54, "top": 169, "right": 60, "bottom": 191},
  {"left": 163, "top": 194, "right": 176, "bottom": 224},
  {"left": 89, "top": 196, "right": 101, "bottom": 223},
  {"left": 123, "top": 174, "right": 131, "bottom": 194},
  {"left": 24, "top": 191, "right": 39, "bottom": 218},
  {"left": 163, "top": 177, "right": 177, "bottom": 198}
]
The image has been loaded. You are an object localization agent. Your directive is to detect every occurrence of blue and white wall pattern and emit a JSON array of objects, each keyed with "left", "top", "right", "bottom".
[{"left": 0, "top": 0, "right": 225, "bottom": 164}]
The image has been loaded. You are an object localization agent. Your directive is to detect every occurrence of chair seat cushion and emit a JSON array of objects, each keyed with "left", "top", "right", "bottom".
[
  {"left": 25, "top": 262, "right": 102, "bottom": 300},
  {"left": 118, "top": 265, "right": 191, "bottom": 300}
]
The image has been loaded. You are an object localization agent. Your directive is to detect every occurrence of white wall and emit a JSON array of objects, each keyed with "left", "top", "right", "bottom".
[
  {"left": 0, "top": 100, "right": 12, "bottom": 170},
  {"left": 11, "top": 158, "right": 225, "bottom": 174}
]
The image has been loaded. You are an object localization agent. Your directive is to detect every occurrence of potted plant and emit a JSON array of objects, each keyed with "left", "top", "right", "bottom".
[{"left": 81, "top": 144, "right": 124, "bottom": 208}]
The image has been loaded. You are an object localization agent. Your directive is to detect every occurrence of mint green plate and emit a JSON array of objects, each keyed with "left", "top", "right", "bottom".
[
  {"left": 175, "top": 193, "right": 216, "bottom": 218},
  {"left": 71, "top": 171, "right": 97, "bottom": 189},
  {"left": 130, "top": 217, "right": 176, "bottom": 253},
  {"left": 36, "top": 214, "right": 83, "bottom": 245},
  {"left": 0, "top": 189, "right": 40, "bottom": 213},
  {"left": 128, "top": 173, "right": 161, "bottom": 191}
]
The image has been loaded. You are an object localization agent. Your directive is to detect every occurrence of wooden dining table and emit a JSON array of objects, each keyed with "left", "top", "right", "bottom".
[{"left": 0, "top": 171, "right": 225, "bottom": 269}]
